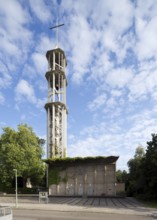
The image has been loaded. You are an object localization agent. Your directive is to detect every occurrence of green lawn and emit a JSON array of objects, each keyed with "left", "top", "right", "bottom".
[{"left": 145, "top": 201, "right": 157, "bottom": 208}]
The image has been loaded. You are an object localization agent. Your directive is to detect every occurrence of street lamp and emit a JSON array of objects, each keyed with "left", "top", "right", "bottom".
[
  {"left": 13, "top": 169, "right": 18, "bottom": 208},
  {"left": 46, "top": 163, "right": 49, "bottom": 189}
]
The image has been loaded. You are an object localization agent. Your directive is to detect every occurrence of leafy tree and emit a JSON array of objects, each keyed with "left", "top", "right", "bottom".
[
  {"left": 127, "top": 146, "right": 145, "bottom": 196},
  {"left": 116, "top": 170, "right": 128, "bottom": 183},
  {"left": 134, "top": 146, "right": 145, "bottom": 158},
  {"left": 0, "top": 124, "right": 45, "bottom": 189},
  {"left": 144, "top": 134, "right": 157, "bottom": 199}
]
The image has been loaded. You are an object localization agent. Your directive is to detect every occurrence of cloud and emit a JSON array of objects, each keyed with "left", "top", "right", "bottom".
[
  {"left": 88, "top": 94, "right": 107, "bottom": 111},
  {"left": 106, "top": 68, "right": 134, "bottom": 88},
  {"left": 0, "top": 0, "right": 33, "bottom": 75},
  {"left": 0, "top": 0, "right": 30, "bottom": 34},
  {"left": 0, "top": 60, "right": 12, "bottom": 89},
  {"left": 60, "top": 0, "right": 135, "bottom": 87},
  {"left": 22, "top": 64, "right": 37, "bottom": 80},
  {"left": 23, "top": 34, "right": 52, "bottom": 79},
  {"left": 36, "top": 97, "right": 47, "bottom": 109},
  {"left": 135, "top": 0, "right": 157, "bottom": 60},
  {"left": 0, "top": 0, "right": 32, "bottom": 46},
  {"left": 128, "top": 69, "right": 157, "bottom": 101},
  {"left": 36, "top": 35, "right": 53, "bottom": 53},
  {"left": 32, "top": 52, "right": 47, "bottom": 74},
  {"left": 66, "top": 14, "right": 99, "bottom": 84},
  {"left": 15, "top": 79, "right": 46, "bottom": 109},
  {"left": 28, "top": 0, "right": 52, "bottom": 23},
  {"left": 68, "top": 104, "right": 157, "bottom": 170},
  {"left": 135, "top": 16, "right": 157, "bottom": 61},
  {"left": 0, "top": 92, "right": 5, "bottom": 105},
  {"left": 15, "top": 79, "right": 36, "bottom": 104},
  {"left": 111, "top": 90, "right": 122, "bottom": 97}
]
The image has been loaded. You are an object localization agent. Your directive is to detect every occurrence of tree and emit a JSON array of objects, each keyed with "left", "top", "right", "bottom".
[
  {"left": 144, "top": 134, "right": 157, "bottom": 199},
  {"left": 134, "top": 146, "right": 145, "bottom": 158},
  {"left": 0, "top": 124, "right": 45, "bottom": 189},
  {"left": 116, "top": 170, "right": 128, "bottom": 183},
  {"left": 127, "top": 146, "right": 145, "bottom": 196}
]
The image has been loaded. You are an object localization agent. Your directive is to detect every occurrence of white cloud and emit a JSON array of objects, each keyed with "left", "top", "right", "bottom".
[
  {"left": 111, "top": 90, "right": 122, "bottom": 97},
  {"left": 23, "top": 34, "right": 52, "bottom": 78},
  {"left": 135, "top": 16, "right": 157, "bottom": 60},
  {"left": 60, "top": 0, "right": 135, "bottom": 86},
  {"left": 0, "top": 61, "right": 12, "bottom": 88},
  {"left": 0, "top": 0, "right": 30, "bottom": 34},
  {"left": 106, "top": 68, "right": 134, "bottom": 88},
  {"left": 106, "top": 97, "right": 117, "bottom": 109},
  {"left": 89, "top": 52, "right": 113, "bottom": 83},
  {"left": 88, "top": 94, "right": 107, "bottom": 111},
  {"left": 0, "top": 0, "right": 32, "bottom": 73},
  {"left": 36, "top": 35, "right": 53, "bottom": 53},
  {"left": 15, "top": 79, "right": 47, "bottom": 109},
  {"left": 128, "top": 69, "right": 157, "bottom": 101},
  {"left": 29, "top": 0, "right": 52, "bottom": 23},
  {"left": 15, "top": 79, "right": 36, "bottom": 104},
  {"left": 36, "top": 97, "right": 47, "bottom": 108},
  {"left": 67, "top": 14, "right": 99, "bottom": 83},
  {"left": 22, "top": 64, "right": 37, "bottom": 80},
  {"left": 68, "top": 104, "right": 157, "bottom": 170},
  {"left": 0, "top": 37, "right": 20, "bottom": 57},
  {"left": 91, "top": 0, "right": 134, "bottom": 64},
  {"left": 0, "top": 92, "right": 5, "bottom": 105},
  {"left": 32, "top": 52, "right": 47, "bottom": 74},
  {"left": 0, "top": 0, "right": 31, "bottom": 43}
]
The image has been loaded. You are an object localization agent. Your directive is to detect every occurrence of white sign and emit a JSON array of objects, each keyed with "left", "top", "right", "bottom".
[{"left": 39, "top": 192, "right": 48, "bottom": 203}]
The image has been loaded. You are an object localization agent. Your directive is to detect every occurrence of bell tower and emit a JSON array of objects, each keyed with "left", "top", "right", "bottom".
[{"left": 45, "top": 48, "right": 67, "bottom": 158}]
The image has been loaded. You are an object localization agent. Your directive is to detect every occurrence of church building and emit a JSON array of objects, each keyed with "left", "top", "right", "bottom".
[{"left": 45, "top": 28, "right": 118, "bottom": 196}]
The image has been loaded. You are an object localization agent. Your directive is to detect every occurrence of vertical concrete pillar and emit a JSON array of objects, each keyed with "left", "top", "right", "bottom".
[
  {"left": 75, "top": 175, "right": 78, "bottom": 195},
  {"left": 114, "top": 164, "right": 116, "bottom": 196},
  {"left": 94, "top": 168, "right": 97, "bottom": 196},
  {"left": 58, "top": 73, "right": 61, "bottom": 101},
  {"left": 58, "top": 52, "right": 61, "bottom": 69},
  {"left": 47, "top": 107, "right": 50, "bottom": 157},
  {"left": 52, "top": 105, "right": 55, "bottom": 157},
  {"left": 53, "top": 52, "right": 55, "bottom": 70},
  {"left": 53, "top": 73, "right": 55, "bottom": 102},
  {"left": 84, "top": 172, "right": 87, "bottom": 196}
]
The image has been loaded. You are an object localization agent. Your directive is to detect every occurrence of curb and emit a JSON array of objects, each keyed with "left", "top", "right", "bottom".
[{"left": 1, "top": 203, "right": 157, "bottom": 217}]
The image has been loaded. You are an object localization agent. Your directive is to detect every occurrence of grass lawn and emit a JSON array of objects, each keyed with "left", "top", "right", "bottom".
[
  {"left": 145, "top": 201, "right": 157, "bottom": 208},
  {"left": 136, "top": 196, "right": 157, "bottom": 208}
]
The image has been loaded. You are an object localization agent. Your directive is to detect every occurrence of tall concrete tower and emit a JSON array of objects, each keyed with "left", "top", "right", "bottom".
[{"left": 45, "top": 48, "right": 67, "bottom": 158}]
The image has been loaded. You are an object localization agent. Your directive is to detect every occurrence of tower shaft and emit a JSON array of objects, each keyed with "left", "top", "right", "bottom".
[{"left": 45, "top": 48, "right": 67, "bottom": 158}]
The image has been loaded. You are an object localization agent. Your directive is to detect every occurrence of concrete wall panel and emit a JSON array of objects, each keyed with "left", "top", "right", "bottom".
[{"left": 49, "top": 162, "right": 117, "bottom": 196}]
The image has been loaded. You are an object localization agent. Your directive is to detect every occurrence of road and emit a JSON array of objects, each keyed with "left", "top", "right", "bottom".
[{"left": 13, "top": 209, "right": 154, "bottom": 220}]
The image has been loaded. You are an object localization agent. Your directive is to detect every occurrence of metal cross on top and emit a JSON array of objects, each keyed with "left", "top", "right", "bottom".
[{"left": 50, "top": 20, "right": 64, "bottom": 48}]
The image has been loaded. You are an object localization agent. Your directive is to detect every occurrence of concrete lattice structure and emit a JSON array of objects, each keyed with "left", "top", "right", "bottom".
[{"left": 45, "top": 48, "right": 67, "bottom": 158}]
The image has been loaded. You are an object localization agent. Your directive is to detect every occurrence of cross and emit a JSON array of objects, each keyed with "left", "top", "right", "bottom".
[{"left": 50, "top": 21, "right": 64, "bottom": 48}]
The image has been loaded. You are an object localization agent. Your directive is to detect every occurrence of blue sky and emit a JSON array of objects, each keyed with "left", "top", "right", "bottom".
[{"left": 1, "top": 0, "right": 157, "bottom": 171}]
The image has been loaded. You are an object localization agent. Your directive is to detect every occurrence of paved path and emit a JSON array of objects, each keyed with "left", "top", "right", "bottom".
[
  {"left": 1, "top": 196, "right": 143, "bottom": 208},
  {"left": 0, "top": 196, "right": 157, "bottom": 217}
]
